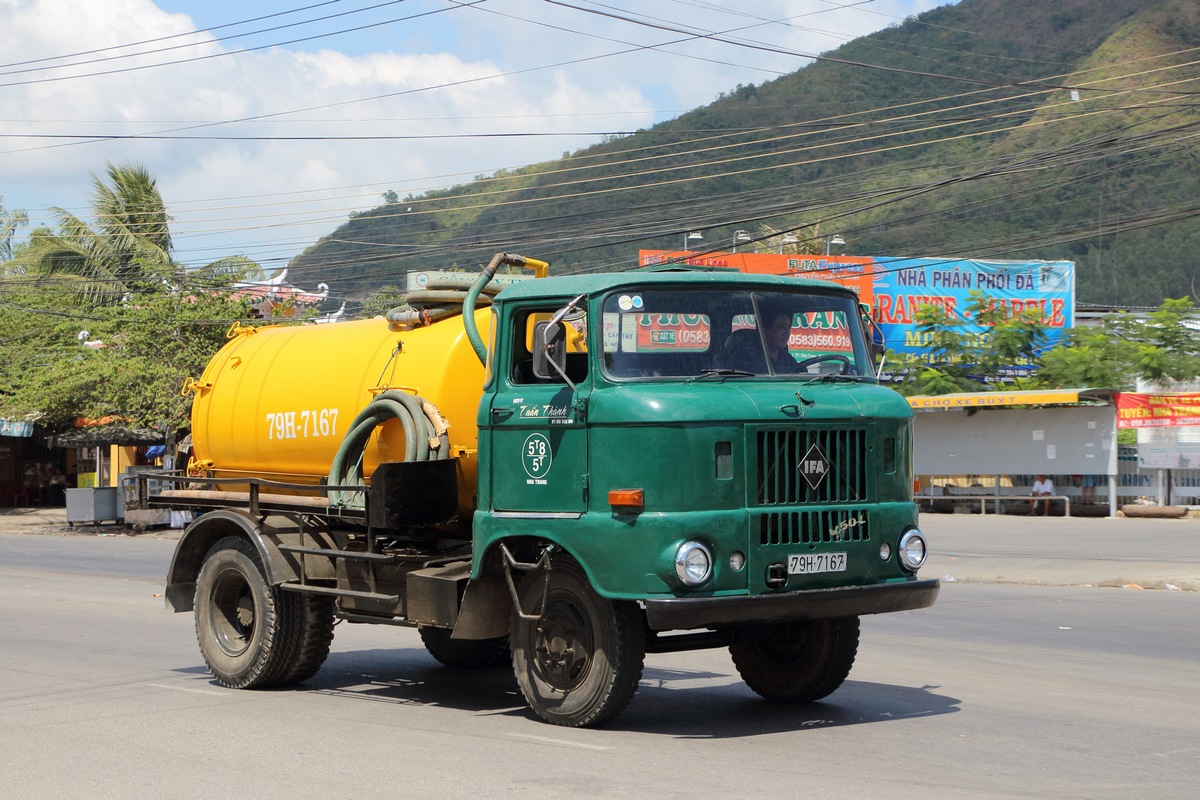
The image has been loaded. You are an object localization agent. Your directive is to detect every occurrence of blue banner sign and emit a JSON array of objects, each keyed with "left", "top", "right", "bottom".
[
  {"left": 870, "top": 258, "right": 1075, "bottom": 376},
  {"left": 0, "top": 419, "right": 35, "bottom": 438}
]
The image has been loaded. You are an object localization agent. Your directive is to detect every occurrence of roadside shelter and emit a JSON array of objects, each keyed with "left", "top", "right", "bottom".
[{"left": 909, "top": 388, "right": 1119, "bottom": 516}]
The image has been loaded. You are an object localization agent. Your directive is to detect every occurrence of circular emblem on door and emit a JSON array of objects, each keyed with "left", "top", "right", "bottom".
[{"left": 522, "top": 433, "right": 553, "bottom": 479}]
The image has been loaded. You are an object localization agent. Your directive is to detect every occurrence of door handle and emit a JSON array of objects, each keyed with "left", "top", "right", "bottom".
[{"left": 491, "top": 408, "right": 515, "bottom": 422}]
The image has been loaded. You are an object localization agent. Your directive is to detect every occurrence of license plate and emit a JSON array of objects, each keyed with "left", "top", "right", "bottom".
[{"left": 787, "top": 552, "right": 847, "bottom": 575}]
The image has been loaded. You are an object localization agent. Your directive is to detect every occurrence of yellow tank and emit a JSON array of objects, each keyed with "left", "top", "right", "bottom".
[{"left": 188, "top": 310, "right": 490, "bottom": 516}]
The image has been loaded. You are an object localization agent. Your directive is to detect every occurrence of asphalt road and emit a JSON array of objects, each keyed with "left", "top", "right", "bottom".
[
  {"left": 4, "top": 506, "right": 1198, "bottom": 590},
  {"left": 1, "top": 514, "right": 1198, "bottom": 799},
  {"left": 919, "top": 512, "right": 1200, "bottom": 591}
]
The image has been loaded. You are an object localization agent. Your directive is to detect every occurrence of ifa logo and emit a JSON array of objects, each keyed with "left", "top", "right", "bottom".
[{"left": 798, "top": 443, "right": 830, "bottom": 490}]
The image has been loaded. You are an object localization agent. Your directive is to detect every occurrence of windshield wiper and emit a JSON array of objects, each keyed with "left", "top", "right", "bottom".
[
  {"left": 689, "top": 367, "right": 757, "bottom": 382},
  {"left": 800, "top": 373, "right": 864, "bottom": 384}
]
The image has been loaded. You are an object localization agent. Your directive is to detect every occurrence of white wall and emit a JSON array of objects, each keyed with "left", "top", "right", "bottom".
[{"left": 913, "top": 405, "right": 1118, "bottom": 476}]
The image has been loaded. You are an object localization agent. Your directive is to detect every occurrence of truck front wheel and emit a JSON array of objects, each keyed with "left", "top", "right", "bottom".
[
  {"left": 729, "top": 616, "right": 860, "bottom": 703},
  {"left": 510, "top": 556, "right": 645, "bottom": 727},
  {"left": 193, "top": 536, "right": 299, "bottom": 689}
]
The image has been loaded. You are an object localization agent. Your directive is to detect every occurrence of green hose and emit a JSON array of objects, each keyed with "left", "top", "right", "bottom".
[
  {"left": 327, "top": 390, "right": 450, "bottom": 509},
  {"left": 386, "top": 252, "right": 547, "bottom": 361},
  {"left": 462, "top": 256, "right": 503, "bottom": 364}
]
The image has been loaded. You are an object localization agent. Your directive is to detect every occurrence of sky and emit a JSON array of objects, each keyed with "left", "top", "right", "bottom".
[{"left": 0, "top": 0, "right": 953, "bottom": 278}]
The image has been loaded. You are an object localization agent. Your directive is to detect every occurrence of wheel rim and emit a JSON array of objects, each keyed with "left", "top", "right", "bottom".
[
  {"left": 208, "top": 566, "right": 256, "bottom": 658},
  {"left": 531, "top": 597, "right": 594, "bottom": 691},
  {"left": 752, "top": 622, "right": 813, "bottom": 668}
]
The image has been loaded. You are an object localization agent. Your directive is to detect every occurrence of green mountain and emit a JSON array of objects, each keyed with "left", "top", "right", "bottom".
[{"left": 288, "top": 0, "right": 1200, "bottom": 309}]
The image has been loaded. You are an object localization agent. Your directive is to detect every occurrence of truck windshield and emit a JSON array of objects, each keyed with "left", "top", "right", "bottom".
[{"left": 600, "top": 288, "right": 871, "bottom": 380}]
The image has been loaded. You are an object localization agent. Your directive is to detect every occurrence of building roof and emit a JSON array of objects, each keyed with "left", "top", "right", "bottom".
[
  {"left": 231, "top": 269, "right": 330, "bottom": 317},
  {"left": 48, "top": 425, "right": 165, "bottom": 447}
]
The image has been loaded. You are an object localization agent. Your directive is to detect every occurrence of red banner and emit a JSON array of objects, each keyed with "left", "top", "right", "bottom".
[{"left": 1115, "top": 393, "right": 1200, "bottom": 428}]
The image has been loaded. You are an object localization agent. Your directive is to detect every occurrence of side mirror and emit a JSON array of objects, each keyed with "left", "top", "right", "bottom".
[
  {"left": 533, "top": 320, "right": 567, "bottom": 381},
  {"left": 869, "top": 329, "right": 886, "bottom": 359},
  {"left": 860, "top": 303, "right": 886, "bottom": 359}
]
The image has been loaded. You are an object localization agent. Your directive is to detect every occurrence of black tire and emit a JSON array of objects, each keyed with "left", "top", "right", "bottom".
[
  {"left": 509, "top": 555, "right": 645, "bottom": 727},
  {"left": 274, "top": 594, "right": 336, "bottom": 686},
  {"left": 729, "top": 616, "right": 860, "bottom": 703},
  {"left": 193, "top": 536, "right": 300, "bottom": 689},
  {"left": 419, "top": 627, "right": 510, "bottom": 668}
]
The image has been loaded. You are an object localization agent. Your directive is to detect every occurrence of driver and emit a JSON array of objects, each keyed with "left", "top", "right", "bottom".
[{"left": 764, "top": 310, "right": 801, "bottom": 373}]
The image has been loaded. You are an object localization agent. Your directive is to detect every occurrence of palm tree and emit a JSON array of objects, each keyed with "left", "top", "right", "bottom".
[
  {"left": 0, "top": 196, "right": 28, "bottom": 261},
  {"left": 11, "top": 162, "right": 266, "bottom": 302},
  {"left": 11, "top": 162, "right": 179, "bottom": 303}
]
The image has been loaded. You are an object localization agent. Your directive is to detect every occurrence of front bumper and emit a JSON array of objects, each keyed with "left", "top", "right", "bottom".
[{"left": 642, "top": 578, "right": 940, "bottom": 631}]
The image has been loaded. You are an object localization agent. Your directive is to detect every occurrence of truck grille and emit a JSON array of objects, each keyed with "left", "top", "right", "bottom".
[
  {"left": 754, "top": 427, "right": 869, "bottom": 505},
  {"left": 757, "top": 509, "right": 871, "bottom": 545}
]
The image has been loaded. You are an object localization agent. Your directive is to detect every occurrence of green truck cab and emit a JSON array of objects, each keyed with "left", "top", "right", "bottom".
[
  {"left": 471, "top": 266, "right": 937, "bottom": 725},
  {"left": 154, "top": 255, "right": 936, "bottom": 729}
]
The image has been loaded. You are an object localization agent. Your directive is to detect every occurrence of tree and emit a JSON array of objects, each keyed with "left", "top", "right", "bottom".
[
  {"left": 358, "top": 284, "right": 407, "bottom": 319},
  {"left": 969, "top": 295, "right": 1049, "bottom": 383},
  {"left": 891, "top": 292, "right": 1047, "bottom": 395},
  {"left": 185, "top": 254, "right": 266, "bottom": 286},
  {"left": 1033, "top": 298, "right": 1200, "bottom": 389},
  {"left": 0, "top": 196, "right": 28, "bottom": 261},
  {"left": 0, "top": 285, "right": 254, "bottom": 435},
  {"left": 892, "top": 301, "right": 983, "bottom": 395},
  {"left": 9, "top": 162, "right": 175, "bottom": 304},
  {"left": 892, "top": 295, "right": 1200, "bottom": 396},
  {"left": 7, "top": 162, "right": 261, "bottom": 304},
  {"left": 0, "top": 163, "right": 267, "bottom": 439},
  {"left": 751, "top": 223, "right": 822, "bottom": 254}
]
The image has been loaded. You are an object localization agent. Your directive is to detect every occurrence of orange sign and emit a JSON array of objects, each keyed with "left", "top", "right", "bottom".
[
  {"left": 632, "top": 313, "right": 712, "bottom": 351},
  {"left": 639, "top": 250, "right": 874, "bottom": 305}
]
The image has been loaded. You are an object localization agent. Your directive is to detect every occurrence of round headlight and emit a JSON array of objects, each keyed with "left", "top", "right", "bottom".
[
  {"left": 897, "top": 529, "right": 928, "bottom": 571},
  {"left": 675, "top": 541, "right": 713, "bottom": 586}
]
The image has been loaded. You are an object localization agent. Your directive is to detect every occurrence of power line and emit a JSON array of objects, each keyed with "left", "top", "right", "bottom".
[
  {"left": 0, "top": 1, "right": 467, "bottom": 88},
  {"left": 0, "top": 0, "right": 349, "bottom": 72}
]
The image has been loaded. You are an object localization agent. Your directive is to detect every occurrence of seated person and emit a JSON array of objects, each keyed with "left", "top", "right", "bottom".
[
  {"left": 1030, "top": 474, "right": 1055, "bottom": 516},
  {"left": 763, "top": 310, "right": 801, "bottom": 373},
  {"left": 714, "top": 328, "right": 767, "bottom": 373}
]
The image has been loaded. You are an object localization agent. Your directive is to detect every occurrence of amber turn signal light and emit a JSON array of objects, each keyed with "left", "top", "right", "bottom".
[{"left": 608, "top": 488, "right": 644, "bottom": 510}]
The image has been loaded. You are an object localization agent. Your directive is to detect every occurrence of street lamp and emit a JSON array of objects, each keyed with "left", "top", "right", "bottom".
[
  {"left": 732, "top": 230, "right": 751, "bottom": 252},
  {"left": 779, "top": 233, "right": 798, "bottom": 254},
  {"left": 825, "top": 234, "right": 845, "bottom": 256},
  {"left": 683, "top": 231, "right": 703, "bottom": 251}
]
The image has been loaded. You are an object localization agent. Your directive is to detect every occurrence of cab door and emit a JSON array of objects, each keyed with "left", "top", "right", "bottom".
[{"left": 487, "top": 304, "right": 590, "bottom": 514}]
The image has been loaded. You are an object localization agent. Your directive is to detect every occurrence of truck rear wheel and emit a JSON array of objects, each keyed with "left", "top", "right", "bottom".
[
  {"left": 510, "top": 556, "right": 645, "bottom": 727},
  {"left": 193, "top": 536, "right": 299, "bottom": 689},
  {"left": 274, "top": 594, "right": 335, "bottom": 686},
  {"left": 419, "top": 627, "right": 509, "bottom": 668},
  {"left": 729, "top": 616, "right": 860, "bottom": 703}
]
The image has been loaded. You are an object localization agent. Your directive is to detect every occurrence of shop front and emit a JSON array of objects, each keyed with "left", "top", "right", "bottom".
[
  {"left": 0, "top": 419, "right": 67, "bottom": 508},
  {"left": 45, "top": 426, "right": 167, "bottom": 522}
]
